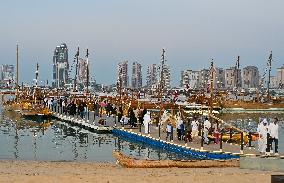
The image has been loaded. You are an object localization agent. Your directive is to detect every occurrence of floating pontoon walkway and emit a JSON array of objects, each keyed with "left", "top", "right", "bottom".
[{"left": 50, "top": 108, "right": 264, "bottom": 160}]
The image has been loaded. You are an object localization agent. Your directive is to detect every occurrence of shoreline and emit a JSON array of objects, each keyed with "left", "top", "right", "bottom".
[{"left": 0, "top": 159, "right": 283, "bottom": 183}]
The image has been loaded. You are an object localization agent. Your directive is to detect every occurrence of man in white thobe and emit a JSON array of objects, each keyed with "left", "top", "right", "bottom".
[
  {"left": 191, "top": 117, "right": 199, "bottom": 138},
  {"left": 258, "top": 119, "right": 268, "bottom": 154},
  {"left": 143, "top": 111, "right": 151, "bottom": 134},
  {"left": 203, "top": 117, "right": 211, "bottom": 145},
  {"left": 268, "top": 117, "right": 279, "bottom": 155},
  {"left": 257, "top": 119, "right": 263, "bottom": 152}
]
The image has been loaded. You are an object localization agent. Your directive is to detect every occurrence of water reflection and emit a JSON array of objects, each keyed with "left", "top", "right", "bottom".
[
  {"left": 1, "top": 107, "right": 283, "bottom": 161},
  {"left": 0, "top": 108, "right": 194, "bottom": 162}
]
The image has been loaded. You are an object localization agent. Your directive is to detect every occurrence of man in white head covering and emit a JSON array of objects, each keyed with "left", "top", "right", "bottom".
[
  {"left": 257, "top": 118, "right": 263, "bottom": 152},
  {"left": 203, "top": 116, "right": 211, "bottom": 145},
  {"left": 143, "top": 111, "right": 151, "bottom": 134},
  {"left": 268, "top": 117, "right": 279, "bottom": 155},
  {"left": 161, "top": 110, "right": 168, "bottom": 123},
  {"left": 258, "top": 118, "right": 268, "bottom": 153}
]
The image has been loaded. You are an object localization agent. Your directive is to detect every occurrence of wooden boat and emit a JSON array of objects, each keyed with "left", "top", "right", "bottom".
[
  {"left": 208, "top": 133, "right": 258, "bottom": 144},
  {"left": 112, "top": 151, "right": 239, "bottom": 168},
  {"left": 20, "top": 105, "right": 51, "bottom": 120}
]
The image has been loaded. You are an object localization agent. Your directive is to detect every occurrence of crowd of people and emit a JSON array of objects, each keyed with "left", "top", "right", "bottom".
[
  {"left": 43, "top": 96, "right": 280, "bottom": 155},
  {"left": 257, "top": 117, "right": 279, "bottom": 155},
  {"left": 159, "top": 110, "right": 225, "bottom": 146}
]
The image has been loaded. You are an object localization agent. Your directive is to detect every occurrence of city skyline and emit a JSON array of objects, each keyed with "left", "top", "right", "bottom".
[
  {"left": 1, "top": 0, "right": 284, "bottom": 86},
  {"left": 1, "top": 49, "right": 283, "bottom": 89}
]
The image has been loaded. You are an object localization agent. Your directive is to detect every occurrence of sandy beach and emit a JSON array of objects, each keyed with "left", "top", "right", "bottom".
[{"left": 0, "top": 160, "right": 282, "bottom": 183}]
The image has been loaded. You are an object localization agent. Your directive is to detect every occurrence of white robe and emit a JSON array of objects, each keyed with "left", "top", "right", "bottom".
[
  {"left": 143, "top": 113, "right": 151, "bottom": 134},
  {"left": 258, "top": 124, "right": 268, "bottom": 153}
]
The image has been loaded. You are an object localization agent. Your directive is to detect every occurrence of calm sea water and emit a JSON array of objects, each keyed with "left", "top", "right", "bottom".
[
  {"left": 0, "top": 107, "right": 191, "bottom": 162},
  {"left": 1, "top": 106, "right": 283, "bottom": 162}
]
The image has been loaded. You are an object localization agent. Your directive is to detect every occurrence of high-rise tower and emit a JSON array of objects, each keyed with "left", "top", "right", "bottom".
[
  {"left": 131, "top": 62, "right": 142, "bottom": 89},
  {"left": 146, "top": 64, "right": 158, "bottom": 89},
  {"left": 117, "top": 61, "right": 129, "bottom": 88},
  {"left": 52, "top": 43, "right": 69, "bottom": 88},
  {"left": 158, "top": 49, "right": 171, "bottom": 91}
]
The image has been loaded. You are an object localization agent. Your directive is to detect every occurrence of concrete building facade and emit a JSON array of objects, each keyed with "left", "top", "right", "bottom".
[
  {"left": 180, "top": 69, "right": 199, "bottom": 89},
  {"left": 52, "top": 43, "right": 69, "bottom": 88},
  {"left": 117, "top": 61, "right": 129, "bottom": 88},
  {"left": 213, "top": 68, "right": 225, "bottom": 89},
  {"left": 242, "top": 66, "right": 259, "bottom": 89},
  {"left": 225, "top": 67, "right": 242, "bottom": 90},
  {"left": 146, "top": 64, "right": 158, "bottom": 89},
  {"left": 277, "top": 64, "right": 284, "bottom": 88},
  {"left": 0, "top": 64, "right": 15, "bottom": 87},
  {"left": 270, "top": 76, "right": 277, "bottom": 89},
  {"left": 131, "top": 62, "right": 142, "bottom": 89},
  {"left": 198, "top": 69, "right": 210, "bottom": 89}
]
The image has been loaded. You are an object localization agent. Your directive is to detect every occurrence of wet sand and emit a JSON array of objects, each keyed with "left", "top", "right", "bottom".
[{"left": 0, "top": 160, "right": 282, "bottom": 183}]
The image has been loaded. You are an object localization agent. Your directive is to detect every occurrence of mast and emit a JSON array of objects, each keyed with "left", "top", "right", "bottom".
[
  {"left": 33, "top": 62, "right": 39, "bottom": 103},
  {"left": 209, "top": 59, "right": 214, "bottom": 115},
  {"left": 159, "top": 48, "right": 165, "bottom": 102},
  {"left": 73, "top": 47, "right": 79, "bottom": 92},
  {"left": 158, "top": 49, "right": 165, "bottom": 129},
  {"left": 35, "top": 62, "right": 39, "bottom": 88},
  {"left": 86, "top": 48, "right": 89, "bottom": 97},
  {"left": 117, "top": 67, "right": 123, "bottom": 107},
  {"left": 267, "top": 51, "right": 272, "bottom": 101},
  {"left": 16, "top": 44, "right": 19, "bottom": 102},
  {"left": 235, "top": 56, "right": 240, "bottom": 90}
]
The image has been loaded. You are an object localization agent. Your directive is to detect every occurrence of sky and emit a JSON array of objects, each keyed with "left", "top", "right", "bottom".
[{"left": 0, "top": 0, "right": 284, "bottom": 86}]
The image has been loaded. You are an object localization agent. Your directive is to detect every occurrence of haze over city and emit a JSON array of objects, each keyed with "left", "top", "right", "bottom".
[{"left": 1, "top": 0, "right": 284, "bottom": 86}]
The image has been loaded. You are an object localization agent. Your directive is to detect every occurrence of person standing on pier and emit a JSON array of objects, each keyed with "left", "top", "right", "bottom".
[
  {"left": 203, "top": 117, "right": 211, "bottom": 145},
  {"left": 166, "top": 122, "right": 173, "bottom": 141},
  {"left": 78, "top": 101, "right": 85, "bottom": 119},
  {"left": 143, "top": 111, "right": 151, "bottom": 134},
  {"left": 257, "top": 118, "right": 263, "bottom": 152},
  {"left": 117, "top": 106, "right": 123, "bottom": 123},
  {"left": 128, "top": 107, "right": 136, "bottom": 128},
  {"left": 62, "top": 99, "right": 66, "bottom": 114},
  {"left": 212, "top": 121, "right": 220, "bottom": 144},
  {"left": 47, "top": 98, "right": 53, "bottom": 109},
  {"left": 176, "top": 116, "right": 183, "bottom": 140},
  {"left": 184, "top": 118, "right": 192, "bottom": 143},
  {"left": 93, "top": 101, "right": 100, "bottom": 119},
  {"left": 191, "top": 117, "right": 199, "bottom": 140},
  {"left": 258, "top": 118, "right": 268, "bottom": 154},
  {"left": 268, "top": 117, "right": 279, "bottom": 155}
]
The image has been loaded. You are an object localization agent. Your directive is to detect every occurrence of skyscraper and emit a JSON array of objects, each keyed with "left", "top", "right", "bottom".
[
  {"left": 146, "top": 64, "right": 157, "bottom": 89},
  {"left": 198, "top": 68, "right": 210, "bottom": 89},
  {"left": 213, "top": 68, "right": 225, "bottom": 89},
  {"left": 277, "top": 64, "right": 284, "bottom": 88},
  {"left": 131, "top": 62, "right": 142, "bottom": 89},
  {"left": 0, "top": 64, "right": 15, "bottom": 87},
  {"left": 225, "top": 67, "right": 242, "bottom": 90},
  {"left": 160, "top": 65, "right": 171, "bottom": 90},
  {"left": 180, "top": 69, "right": 199, "bottom": 89},
  {"left": 157, "top": 49, "right": 171, "bottom": 91},
  {"left": 242, "top": 66, "right": 259, "bottom": 89},
  {"left": 52, "top": 43, "right": 69, "bottom": 88},
  {"left": 117, "top": 61, "right": 128, "bottom": 88}
]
